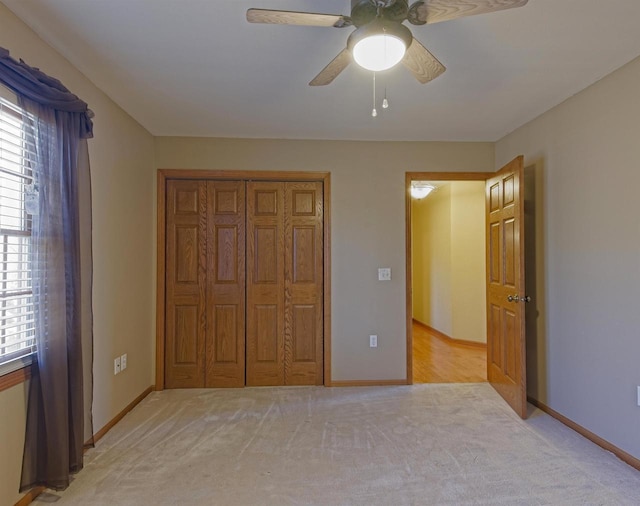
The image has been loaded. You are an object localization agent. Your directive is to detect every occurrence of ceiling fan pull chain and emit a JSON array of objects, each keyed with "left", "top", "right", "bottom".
[{"left": 372, "top": 72, "right": 378, "bottom": 117}]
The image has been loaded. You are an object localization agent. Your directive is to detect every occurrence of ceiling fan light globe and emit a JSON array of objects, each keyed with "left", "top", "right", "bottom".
[
  {"left": 353, "top": 34, "right": 406, "bottom": 71},
  {"left": 347, "top": 19, "right": 413, "bottom": 73}
]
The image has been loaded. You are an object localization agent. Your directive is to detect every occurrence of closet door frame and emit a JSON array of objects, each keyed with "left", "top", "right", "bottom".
[{"left": 155, "top": 169, "right": 331, "bottom": 390}]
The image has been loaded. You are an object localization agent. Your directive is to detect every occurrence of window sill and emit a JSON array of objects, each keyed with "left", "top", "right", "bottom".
[
  {"left": 0, "top": 365, "right": 31, "bottom": 392},
  {"left": 0, "top": 354, "right": 35, "bottom": 392}
]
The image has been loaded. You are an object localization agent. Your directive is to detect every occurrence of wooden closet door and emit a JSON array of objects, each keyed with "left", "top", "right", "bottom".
[
  {"left": 166, "top": 177, "right": 323, "bottom": 389},
  {"left": 205, "top": 181, "right": 246, "bottom": 387},
  {"left": 284, "top": 182, "right": 324, "bottom": 385},
  {"left": 165, "top": 180, "right": 207, "bottom": 388},
  {"left": 246, "top": 182, "right": 285, "bottom": 386}
]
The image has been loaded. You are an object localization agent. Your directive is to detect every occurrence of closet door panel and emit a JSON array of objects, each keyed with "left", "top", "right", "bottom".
[
  {"left": 205, "top": 181, "right": 246, "bottom": 387},
  {"left": 246, "top": 182, "right": 285, "bottom": 386},
  {"left": 165, "top": 177, "right": 324, "bottom": 389},
  {"left": 165, "top": 180, "right": 207, "bottom": 388},
  {"left": 284, "top": 182, "right": 324, "bottom": 385}
]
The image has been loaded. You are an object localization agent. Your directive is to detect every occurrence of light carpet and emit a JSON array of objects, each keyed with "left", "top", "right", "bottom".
[{"left": 40, "top": 384, "right": 640, "bottom": 505}]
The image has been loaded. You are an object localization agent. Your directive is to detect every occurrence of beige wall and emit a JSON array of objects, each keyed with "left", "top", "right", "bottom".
[
  {"left": 412, "top": 182, "right": 486, "bottom": 343},
  {"left": 0, "top": 5, "right": 156, "bottom": 504},
  {"left": 496, "top": 55, "right": 640, "bottom": 460},
  {"left": 450, "top": 182, "right": 486, "bottom": 343},
  {"left": 412, "top": 184, "right": 452, "bottom": 334},
  {"left": 411, "top": 198, "right": 427, "bottom": 324},
  {"left": 155, "top": 138, "right": 494, "bottom": 381},
  {"left": 0, "top": 383, "right": 28, "bottom": 506},
  {"left": 411, "top": 193, "right": 431, "bottom": 327}
]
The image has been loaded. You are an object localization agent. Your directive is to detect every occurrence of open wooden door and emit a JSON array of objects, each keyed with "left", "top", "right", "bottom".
[{"left": 486, "top": 156, "right": 527, "bottom": 418}]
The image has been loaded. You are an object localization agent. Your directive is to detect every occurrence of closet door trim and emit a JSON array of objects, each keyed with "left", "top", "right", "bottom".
[{"left": 156, "top": 169, "right": 331, "bottom": 390}]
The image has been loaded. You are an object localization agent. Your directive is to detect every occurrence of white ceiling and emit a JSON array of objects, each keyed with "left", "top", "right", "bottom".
[{"left": 4, "top": 0, "right": 640, "bottom": 141}]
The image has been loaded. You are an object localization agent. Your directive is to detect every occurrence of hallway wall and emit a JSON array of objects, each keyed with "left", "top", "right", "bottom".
[{"left": 412, "top": 181, "right": 486, "bottom": 343}]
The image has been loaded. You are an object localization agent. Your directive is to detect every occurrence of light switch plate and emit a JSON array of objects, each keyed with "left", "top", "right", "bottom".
[
  {"left": 121, "top": 353, "right": 127, "bottom": 371},
  {"left": 114, "top": 357, "right": 121, "bottom": 375},
  {"left": 378, "top": 268, "right": 391, "bottom": 281}
]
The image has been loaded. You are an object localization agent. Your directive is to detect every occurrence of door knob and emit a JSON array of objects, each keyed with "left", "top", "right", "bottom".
[{"left": 507, "top": 294, "right": 531, "bottom": 303}]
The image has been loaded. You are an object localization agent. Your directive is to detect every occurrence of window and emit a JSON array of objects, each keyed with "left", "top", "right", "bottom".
[{"left": 0, "top": 90, "right": 36, "bottom": 375}]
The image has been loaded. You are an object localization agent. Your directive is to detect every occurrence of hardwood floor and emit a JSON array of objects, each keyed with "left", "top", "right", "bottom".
[{"left": 412, "top": 322, "right": 487, "bottom": 383}]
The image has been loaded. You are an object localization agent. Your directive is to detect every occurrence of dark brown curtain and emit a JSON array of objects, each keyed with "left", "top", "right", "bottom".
[{"left": 0, "top": 46, "right": 94, "bottom": 492}]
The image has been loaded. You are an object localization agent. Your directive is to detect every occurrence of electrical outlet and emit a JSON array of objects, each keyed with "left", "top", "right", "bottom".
[
  {"left": 369, "top": 335, "right": 378, "bottom": 348},
  {"left": 637, "top": 386, "right": 640, "bottom": 407},
  {"left": 378, "top": 268, "right": 391, "bottom": 281},
  {"left": 114, "top": 356, "right": 121, "bottom": 375},
  {"left": 121, "top": 353, "right": 127, "bottom": 371}
]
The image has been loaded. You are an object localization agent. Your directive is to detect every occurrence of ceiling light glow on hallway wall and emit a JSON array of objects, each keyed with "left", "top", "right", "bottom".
[{"left": 410, "top": 182, "right": 436, "bottom": 199}]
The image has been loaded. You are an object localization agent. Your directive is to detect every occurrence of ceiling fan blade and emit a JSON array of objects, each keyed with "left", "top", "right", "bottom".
[
  {"left": 309, "top": 49, "right": 352, "bottom": 86},
  {"left": 246, "top": 9, "right": 351, "bottom": 28},
  {"left": 402, "top": 39, "right": 446, "bottom": 84},
  {"left": 408, "top": 0, "right": 528, "bottom": 25}
]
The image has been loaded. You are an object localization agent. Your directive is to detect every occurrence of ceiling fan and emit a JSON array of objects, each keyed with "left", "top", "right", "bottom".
[{"left": 247, "top": 0, "right": 528, "bottom": 86}]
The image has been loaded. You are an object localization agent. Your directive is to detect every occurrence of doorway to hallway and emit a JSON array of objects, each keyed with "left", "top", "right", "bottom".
[
  {"left": 406, "top": 174, "right": 490, "bottom": 384},
  {"left": 406, "top": 160, "right": 529, "bottom": 417}
]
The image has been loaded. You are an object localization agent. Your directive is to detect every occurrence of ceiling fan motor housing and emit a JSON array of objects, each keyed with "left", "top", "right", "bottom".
[
  {"left": 347, "top": 17, "right": 413, "bottom": 59},
  {"left": 351, "top": 0, "right": 409, "bottom": 27}
]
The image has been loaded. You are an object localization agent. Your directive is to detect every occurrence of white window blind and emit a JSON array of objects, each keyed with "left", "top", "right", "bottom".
[{"left": 0, "top": 94, "right": 36, "bottom": 370}]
